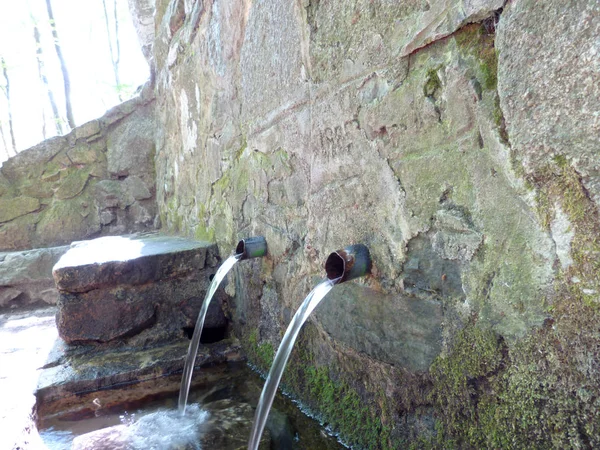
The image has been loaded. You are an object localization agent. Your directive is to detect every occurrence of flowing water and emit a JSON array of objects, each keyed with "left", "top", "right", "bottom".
[
  {"left": 38, "top": 363, "right": 345, "bottom": 450},
  {"left": 248, "top": 278, "right": 340, "bottom": 450},
  {"left": 178, "top": 253, "right": 242, "bottom": 414}
]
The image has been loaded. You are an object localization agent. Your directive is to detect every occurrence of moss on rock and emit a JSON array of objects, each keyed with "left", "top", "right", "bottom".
[{"left": 0, "top": 196, "right": 41, "bottom": 223}]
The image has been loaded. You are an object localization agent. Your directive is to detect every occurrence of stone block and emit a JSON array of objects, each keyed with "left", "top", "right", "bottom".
[
  {"left": 0, "top": 217, "right": 36, "bottom": 251},
  {"left": 75, "top": 120, "right": 102, "bottom": 141},
  {"left": 53, "top": 235, "right": 226, "bottom": 344},
  {"left": 36, "top": 197, "right": 101, "bottom": 246},
  {"left": 56, "top": 287, "right": 157, "bottom": 343}
]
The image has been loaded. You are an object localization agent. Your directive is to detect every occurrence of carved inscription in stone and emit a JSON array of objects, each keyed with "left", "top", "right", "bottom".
[{"left": 317, "top": 121, "right": 357, "bottom": 158}]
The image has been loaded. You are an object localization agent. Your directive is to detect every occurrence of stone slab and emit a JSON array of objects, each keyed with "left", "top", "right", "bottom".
[
  {"left": 53, "top": 235, "right": 228, "bottom": 344},
  {"left": 53, "top": 235, "right": 217, "bottom": 293},
  {"left": 35, "top": 339, "right": 244, "bottom": 420}
]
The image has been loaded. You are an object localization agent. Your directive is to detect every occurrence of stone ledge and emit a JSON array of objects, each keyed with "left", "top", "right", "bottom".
[
  {"left": 35, "top": 338, "right": 244, "bottom": 420},
  {"left": 53, "top": 235, "right": 218, "bottom": 293}
]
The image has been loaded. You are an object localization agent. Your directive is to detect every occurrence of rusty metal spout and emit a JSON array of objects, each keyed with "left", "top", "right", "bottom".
[
  {"left": 235, "top": 236, "right": 267, "bottom": 260},
  {"left": 324, "top": 244, "right": 372, "bottom": 284}
]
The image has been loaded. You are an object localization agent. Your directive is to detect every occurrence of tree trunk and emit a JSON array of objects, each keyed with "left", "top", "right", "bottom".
[
  {"left": 103, "top": 0, "right": 122, "bottom": 102},
  {"left": 0, "top": 117, "right": 8, "bottom": 159},
  {"left": 0, "top": 57, "right": 17, "bottom": 156},
  {"left": 45, "top": 0, "right": 75, "bottom": 130},
  {"left": 33, "top": 24, "right": 61, "bottom": 137}
]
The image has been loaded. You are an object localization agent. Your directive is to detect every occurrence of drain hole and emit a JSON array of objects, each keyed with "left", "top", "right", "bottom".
[
  {"left": 182, "top": 325, "right": 227, "bottom": 343},
  {"left": 209, "top": 273, "right": 215, "bottom": 281}
]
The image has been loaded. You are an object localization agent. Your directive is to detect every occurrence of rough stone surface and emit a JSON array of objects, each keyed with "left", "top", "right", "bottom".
[
  {"left": 35, "top": 341, "right": 244, "bottom": 419},
  {"left": 315, "top": 283, "right": 443, "bottom": 371},
  {"left": 0, "top": 196, "right": 40, "bottom": 223},
  {"left": 53, "top": 235, "right": 227, "bottom": 344},
  {"left": 0, "top": 89, "right": 157, "bottom": 251},
  {"left": 0, "top": 245, "right": 69, "bottom": 308},
  {"left": 497, "top": 0, "right": 600, "bottom": 205},
  {"left": 140, "top": 0, "right": 584, "bottom": 444},
  {"left": 106, "top": 102, "right": 156, "bottom": 185}
]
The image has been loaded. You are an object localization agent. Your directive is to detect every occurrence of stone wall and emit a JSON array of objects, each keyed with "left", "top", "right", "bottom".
[
  {"left": 131, "top": 0, "right": 600, "bottom": 447},
  {"left": 0, "top": 86, "right": 157, "bottom": 252}
]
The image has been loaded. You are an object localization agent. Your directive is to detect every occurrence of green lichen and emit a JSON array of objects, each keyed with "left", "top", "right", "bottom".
[
  {"left": 429, "top": 323, "right": 506, "bottom": 448},
  {"left": 165, "top": 197, "right": 184, "bottom": 232},
  {"left": 427, "top": 299, "right": 600, "bottom": 448}
]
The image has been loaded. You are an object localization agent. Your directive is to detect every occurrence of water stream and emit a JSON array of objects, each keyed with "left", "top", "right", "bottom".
[
  {"left": 247, "top": 277, "right": 340, "bottom": 450},
  {"left": 39, "top": 363, "right": 344, "bottom": 450},
  {"left": 178, "top": 253, "right": 242, "bottom": 414}
]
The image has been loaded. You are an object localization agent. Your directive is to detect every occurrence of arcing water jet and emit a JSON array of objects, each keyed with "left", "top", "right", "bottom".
[
  {"left": 247, "top": 244, "right": 372, "bottom": 450},
  {"left": 178, "top": 237, "right": 267, "bottom": 414}
]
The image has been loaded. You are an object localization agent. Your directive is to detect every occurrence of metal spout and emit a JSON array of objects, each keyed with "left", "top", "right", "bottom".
[
  {"left": 324, "top": 244, "right": 372, "bottom": 284},
  {"left": 235, "top": 236, "right": 267, "bottom": 260}
]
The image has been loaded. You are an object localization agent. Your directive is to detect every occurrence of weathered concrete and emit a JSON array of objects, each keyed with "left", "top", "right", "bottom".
[{"left": 53, "top": 235, "right": 227, "bottom": 344}]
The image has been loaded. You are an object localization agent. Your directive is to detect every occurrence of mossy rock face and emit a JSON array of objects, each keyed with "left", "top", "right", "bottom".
[
  {"left": 66, "top": 142, "right": 100, "bottom": 165},
  {"left": 0, "top": 196, "right": 40, "bottom": 223},
  {"left": 36, "top": 195, "right": 101, "bottom": 246},
  {"left": 55, "top": 168, "right": 91, "bottom": 200},
  {"left": 21, "top": 181, "right": 54, "bottom": 199},
  {"left": 148, "top": 0, "right": 599, "bottom": 446},
  {"left": 0, "top": 215, "right": 37, "bottom": 251}
]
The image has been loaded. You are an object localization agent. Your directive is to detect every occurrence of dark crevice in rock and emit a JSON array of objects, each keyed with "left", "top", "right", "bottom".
[{"left": 200, "top": 325, "right": 228, "bottom": 344}]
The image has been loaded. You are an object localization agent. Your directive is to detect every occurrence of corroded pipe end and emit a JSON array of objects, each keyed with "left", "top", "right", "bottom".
[
  {"left": 235, "top": 236, "right": 267, "bottom": 260},
  {"left": 324, "top": 244, "right": 372, "bottom": 284}
]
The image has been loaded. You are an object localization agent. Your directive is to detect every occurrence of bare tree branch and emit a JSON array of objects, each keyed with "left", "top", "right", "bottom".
[
  {"left": 45, "top": 0, "right": 75, "bottom": 130},
  {"left": 0, "top": 117, "right": 8, "bottom": 160}
]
